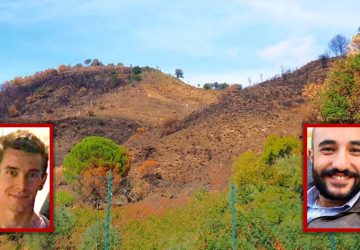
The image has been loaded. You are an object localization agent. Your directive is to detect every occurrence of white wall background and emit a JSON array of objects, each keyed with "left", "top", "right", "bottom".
[{"left": 1, "top": 127, "right": 50, "bottom": 214}]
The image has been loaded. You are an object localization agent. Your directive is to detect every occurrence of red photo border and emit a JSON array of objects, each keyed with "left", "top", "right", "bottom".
[
  {"left": 303, "top": 123, "right": 360, "bottom": 232},
  {"left": 0, "top": 123, "right": 54, "bottom": 233}
]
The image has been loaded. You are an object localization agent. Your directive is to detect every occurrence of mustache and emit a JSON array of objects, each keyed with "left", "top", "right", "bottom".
[{"left": 320, "top": 168, "right": 359, "bottom": 178}]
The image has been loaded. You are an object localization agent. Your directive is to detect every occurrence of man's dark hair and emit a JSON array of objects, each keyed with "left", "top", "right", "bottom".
[{"left": 0, "top": 130, "right": 48, "bottom": 174}]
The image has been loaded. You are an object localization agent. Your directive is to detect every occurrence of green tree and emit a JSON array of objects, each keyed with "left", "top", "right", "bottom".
[
  {"left": 90, "top": 59, "right": 103, "bottom": 66},
  {"left": 218, "top": 83, "right": 229, "bottom": 90},
  {"left": 203, "top": 83, "right": 212, "bottom": 90},
  {"left": 175, "top": 69, "right": 184, "bottom": 79},
  {"left": 63, "top": 136, "right": 130, "bottom": 183},
  {"left": 328, "top": 34, "right": 349, "bottom": 57},
  {"left": 84, "top": 58, "right": 91, "bottom": 66}
]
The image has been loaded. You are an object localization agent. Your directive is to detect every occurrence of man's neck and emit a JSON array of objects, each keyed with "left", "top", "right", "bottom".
[
  {"left": 0, "top": 209, "right": 35, "bottom": 228},
  {"left": 318, "top": 195, "right": 347, "bottom": 207}
]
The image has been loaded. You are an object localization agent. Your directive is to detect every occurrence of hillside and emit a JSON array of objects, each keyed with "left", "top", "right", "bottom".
[
  {"left": 0, "top": 59, "right": 331, "bottom": 205},
  {"left": 127, "top": 59, "right": 331, "bottom": 202},
  {"left": 0, "top": 66, "right": 218, "bottom": 166}
]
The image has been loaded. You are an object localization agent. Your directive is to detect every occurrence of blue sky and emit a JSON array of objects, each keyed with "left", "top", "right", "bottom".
[{"left": 0, "top": 0, "right": 359, "bottom": 87}]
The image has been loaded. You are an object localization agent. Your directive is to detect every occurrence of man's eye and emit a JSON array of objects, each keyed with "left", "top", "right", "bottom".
[
  {"left": 320, "top": 147, "right": 334, "bottom": 152},
  {"left": 350, "top": 148, "right": 360, "bottom": 154},
  {"left": 6, "top": 170, "right": 18, "bottom": 177},
  {"left": 29, "top": 172, "right": 41, "bottom": 179}
]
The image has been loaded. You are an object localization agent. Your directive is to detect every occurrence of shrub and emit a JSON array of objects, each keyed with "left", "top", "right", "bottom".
[
  {"left": 24, "top": 207, "right": 76, "bottom": 249},
  {"left": 260, "top": 135, "right": 301, "bottom": 166},
  {"left": 8, "top": 104, "right": 20, "bottom": 117},
  {"left": 318, "top": 54, "right": 360, "bottom": 122},
  {"left": 232, "top": 151, "right": 262, "bottom": 187},
  {"left": 131, "top": 66, "right": 142, "bottom": 82},
  {"left": 80, "top": 220, "right": 122, "bottom": 250},
  {"left": 55, "top": 190, "right": 75, "bottom": 207},
  {"left": 136, "top": 159, "right": 158, "bottom": 177},
  {"left": 110, "top": 73, "right": 121, "bottom": 88}
]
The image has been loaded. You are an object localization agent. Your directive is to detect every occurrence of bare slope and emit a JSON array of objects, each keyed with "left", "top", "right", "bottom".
[
  {"left": 0, "top": 66, "right": 219, "bottom": 166},
  {"left": 127, "top": 59, "right": 330, "bottom": 201},
  {"left": 0, "top": 59, "right": 331, "bottom": 205}
]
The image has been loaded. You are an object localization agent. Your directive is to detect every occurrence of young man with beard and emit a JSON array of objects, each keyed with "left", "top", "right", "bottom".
[
  {"left": 0, "top": 130, "right": 49, "bottom": 228},
  {"left": 307, "top": 127, "right": 360, "bottom": 228}
]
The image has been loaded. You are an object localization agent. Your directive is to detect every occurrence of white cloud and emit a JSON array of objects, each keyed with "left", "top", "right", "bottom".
[{"left": 257, "top": 36, "right": 317, "bottom": 68}]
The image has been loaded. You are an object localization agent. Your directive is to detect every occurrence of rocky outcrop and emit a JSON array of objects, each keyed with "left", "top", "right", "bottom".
[{"left": 347, "top": 33, "right": 360, "bottom": 55}]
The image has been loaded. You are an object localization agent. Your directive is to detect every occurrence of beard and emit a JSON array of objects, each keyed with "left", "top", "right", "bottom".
[{"left": 312, "top": 166, "right": 360, "bottom": 201}]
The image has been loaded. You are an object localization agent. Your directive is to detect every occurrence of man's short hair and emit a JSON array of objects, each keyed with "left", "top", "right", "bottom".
[{"left": 0, "top": 130, "right": 48, "bottom": 174}]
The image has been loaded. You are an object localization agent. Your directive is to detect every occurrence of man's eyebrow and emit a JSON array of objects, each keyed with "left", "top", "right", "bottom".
[
  {"left": 350, "top": 141, "right": 360, "bottom": 146},
  {"left": 5, "top": 166, "right": 19, "bottom": 171},
  {"left": 4, "top": 166, "right": 41, "bottom": 173},
  {"left": 28, "top": 169, "right": 41, "bottom": 173},
  {"left": 318, "top": 140, "right": 336, "bottom": 147}
]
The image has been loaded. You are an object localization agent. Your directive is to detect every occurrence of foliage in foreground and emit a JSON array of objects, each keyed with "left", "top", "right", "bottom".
[
  {"left": 55, "top": 190, "right": 75, "bottom": 207},
  {"left": 318, "top": 54, "right": 360, "bottom": 122},
  {"left": 4, "top": 135, "right": 360, "bottom": 249},
  {"left": 24, "top": 207, "right": 76, "bottom": 250},
  {"left": 118, "top": 135, "right": 360, "bottom": 249},
  {"left": 80, "top": 220, "right": 122, "bottom": 250}
]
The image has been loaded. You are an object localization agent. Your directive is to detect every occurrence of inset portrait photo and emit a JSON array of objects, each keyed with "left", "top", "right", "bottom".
[
  {"left": 304, "top": 124, "right": 360, "bottom": 232},
  {"left": 0, "top": 124, "right": 53, "bottom": 232}
]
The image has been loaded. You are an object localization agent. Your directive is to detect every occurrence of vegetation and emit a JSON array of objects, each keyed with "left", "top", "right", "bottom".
[
  {"left": 175, "top": 68, "right": 184, "bottom": 79},
  {"left": 81, "top": 165, "right": 122, "bottom": 209},
  {"left": 131, "top": 66, "right": 142, "bottom": 82},
  {"left": 116, "top": 135, "right": 360, "bottom": 249},
  {"left": 24, "top": 207, "right": 76, "bottom": 249},
  {"left": 4, "top": 134, "right": 360, "bottom": 249},
  {"left": 318, "top": 52, "right": 330, "bottom": 68},
  {"left": 203, "top": 82, "right": 229, "bottom": 90},
  {"left": 63, "top": 136, "right": 130, "bottom": 183},
  {"left": 80, "top": 220, "right": 122, "bottom": 250},
  {"left": 63, "top": 136, "right": 130, "bottom": 207},
  {"left": 55, "top": 190, "right": 75, "bottom": 207},
  {"left": 328, "top": 34, "right": 349, "bottom": 57},
  {"left": 260, "top": 134, "right": 301, "bottom": 165},
  {"left": 318, "top": 54, "right": 360, "bottom": 122}
]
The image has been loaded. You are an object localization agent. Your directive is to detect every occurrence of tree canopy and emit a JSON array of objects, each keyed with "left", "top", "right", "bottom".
[
  {"left": 328, "top": 34, "right": 349, "bottom": 56},
  {"left": 63, "top": 136, "right": 130, "bottom": 183},
  {"left": 175, "top": 69, "right": 184, "bottom": 78}
]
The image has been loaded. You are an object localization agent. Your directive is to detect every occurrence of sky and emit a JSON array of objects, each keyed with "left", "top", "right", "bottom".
[{"left": 0, "top": 0, "right": 359, "bottom": 87}]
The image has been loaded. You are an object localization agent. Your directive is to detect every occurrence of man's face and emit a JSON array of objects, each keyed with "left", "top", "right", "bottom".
[
  {"left": 0, "top": 148, "right": 47, "bottom": 214},
  {"left": 310, "top": 127, "right": 360, "bottom": 201}
]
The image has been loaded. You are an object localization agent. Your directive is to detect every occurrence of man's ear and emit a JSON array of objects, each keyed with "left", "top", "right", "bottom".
[
  {"left": 39, "top": 173, "right": 48, "bottom": 190},
  {"left": 308, "top": 148, "right": 314, "bottom": 165}
]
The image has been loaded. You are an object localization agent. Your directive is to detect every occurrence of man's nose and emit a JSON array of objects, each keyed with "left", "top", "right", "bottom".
[
  {"left": 15, "top": 174, "right": 28, "bottom": 191},
  {"left": 332, "top": 150, "right": 351, "bottom": 170}
]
